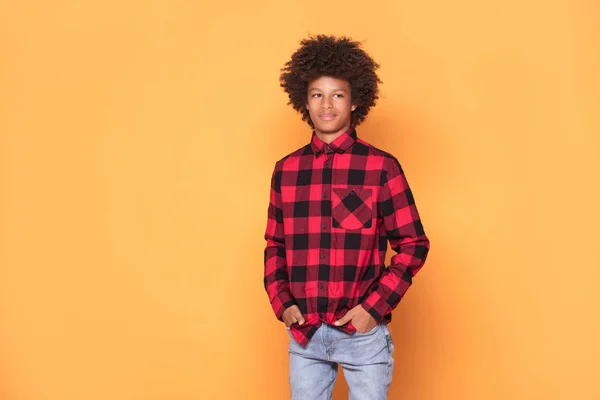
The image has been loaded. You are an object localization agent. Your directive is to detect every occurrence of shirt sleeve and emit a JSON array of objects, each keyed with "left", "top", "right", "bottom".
[
  {"left": 263, "top": 162, "right": 296, "bottom": 320},
  {"left": 360, "top": 156, "right": 430, "bottom": 322}
]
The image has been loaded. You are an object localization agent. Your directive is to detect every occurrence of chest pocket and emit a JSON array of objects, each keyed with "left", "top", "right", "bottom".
[{"left": 332, "top": 188, "right": 373, "bottom": 230}]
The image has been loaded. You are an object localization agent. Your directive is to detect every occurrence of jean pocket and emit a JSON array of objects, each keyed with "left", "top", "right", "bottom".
[
  {"left": 332, "top": 188, "right": 373, "bottom": 230},
  {"left": 354, "top": 323, "right": 381, "bottom": 335}
]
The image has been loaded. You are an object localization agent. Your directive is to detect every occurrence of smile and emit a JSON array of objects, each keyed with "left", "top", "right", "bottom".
[{"left": 319, "top": 114, "right": 336, "bottom": 120}]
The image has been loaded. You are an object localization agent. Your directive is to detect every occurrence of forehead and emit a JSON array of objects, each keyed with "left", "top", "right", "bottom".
[{"left": 308, "top": 76, "right": 350, "bottom": 90}]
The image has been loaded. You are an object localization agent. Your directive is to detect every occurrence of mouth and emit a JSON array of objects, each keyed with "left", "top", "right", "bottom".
[{"left": 319, "top": 114, "right": 336, "bottom": 121}]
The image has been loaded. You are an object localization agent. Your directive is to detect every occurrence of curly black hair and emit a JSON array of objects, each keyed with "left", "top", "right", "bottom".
[{"left": 280, "top": 34, "right": 382, "bottom": 128}]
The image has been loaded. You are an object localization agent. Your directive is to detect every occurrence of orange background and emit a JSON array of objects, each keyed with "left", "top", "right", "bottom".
[{"left": 1, "top": 1, "right": 599, "bottom": 399}]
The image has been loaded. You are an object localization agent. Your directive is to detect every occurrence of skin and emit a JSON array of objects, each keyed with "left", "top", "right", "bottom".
[
  {"left": 283, "top": 76, "right": 378, "bottom": 334},
  {"left": 305, "top": 76, "right": 357, "bottom": 144}
]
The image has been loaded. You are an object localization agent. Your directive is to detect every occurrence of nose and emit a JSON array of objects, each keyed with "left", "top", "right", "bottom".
[{"left": 322, "top": 99, "right": 332, "bottom": 110}]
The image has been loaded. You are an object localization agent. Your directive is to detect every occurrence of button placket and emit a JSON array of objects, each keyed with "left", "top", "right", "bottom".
[{"left": 317, "top": 151, "right": 333, "bottom": 313}]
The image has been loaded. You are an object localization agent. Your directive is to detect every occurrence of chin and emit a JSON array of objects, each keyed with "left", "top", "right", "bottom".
[{"left": 315, "top": 122, "right": 346, "bottom": 134}]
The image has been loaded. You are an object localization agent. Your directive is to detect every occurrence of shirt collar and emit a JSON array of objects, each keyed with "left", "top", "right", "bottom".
[{"left": 310, "top": 127, "right": 357, "bottom": 157}]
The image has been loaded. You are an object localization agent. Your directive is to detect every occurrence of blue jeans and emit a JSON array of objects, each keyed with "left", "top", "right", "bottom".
[{"left": 287, "top": 323, "right": 395, "bottom": 400}]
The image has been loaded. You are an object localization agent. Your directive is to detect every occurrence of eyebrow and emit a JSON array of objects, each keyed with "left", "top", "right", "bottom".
[{"left": 308, "top": 88, "right": 348, "bottom": 92}]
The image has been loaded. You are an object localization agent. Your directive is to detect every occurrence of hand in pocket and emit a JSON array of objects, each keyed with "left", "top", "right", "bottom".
[{"left": 282, "top": 305, "right": 305, "bottom": 327}]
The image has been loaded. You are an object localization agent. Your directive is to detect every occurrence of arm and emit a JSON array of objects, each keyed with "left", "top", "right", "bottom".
[
  {"left": 263, "top": 163, "right": 296, "bottom": 320},
  {"left": 360, "top": 157, "right": 430, "bottom": 322}
]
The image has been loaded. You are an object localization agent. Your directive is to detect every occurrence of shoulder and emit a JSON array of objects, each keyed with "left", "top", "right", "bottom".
[
  {"left": 272, "top": 144, "right": 312, "bottom": 172},
  {"left": 354, "top": 138, "right": 404, "bottom": 174}
]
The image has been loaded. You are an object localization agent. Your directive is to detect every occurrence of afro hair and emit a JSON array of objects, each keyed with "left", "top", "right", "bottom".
[{"left": 279, "top": 34, "right": 382, "bottom": 128}]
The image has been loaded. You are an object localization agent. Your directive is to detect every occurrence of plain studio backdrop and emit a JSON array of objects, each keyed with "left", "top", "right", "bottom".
[{"left": 1, "top": 1, "right": 599, "bottom": 399}]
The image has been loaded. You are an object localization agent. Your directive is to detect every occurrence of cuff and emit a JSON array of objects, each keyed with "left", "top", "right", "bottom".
[{"left": 273, "top": 291, "right": 297, "bottom": 321}]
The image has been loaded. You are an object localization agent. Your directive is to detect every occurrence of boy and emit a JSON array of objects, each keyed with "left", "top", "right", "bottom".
[{"left": 263, "top": 34, "right": 430, "bottom": 399}]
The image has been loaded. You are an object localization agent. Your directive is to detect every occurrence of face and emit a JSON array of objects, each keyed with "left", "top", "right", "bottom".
[{"left": 306, "top": 76, "right": 357, "bottom": 140}]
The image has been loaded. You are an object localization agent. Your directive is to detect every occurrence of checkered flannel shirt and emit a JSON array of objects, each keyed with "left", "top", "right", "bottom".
[{"left": 264, "top": 128, "right": 430, "bottom": 346}]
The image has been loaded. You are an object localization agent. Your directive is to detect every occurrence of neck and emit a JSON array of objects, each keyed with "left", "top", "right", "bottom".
[{"left": 314, "top": 126, "right": 351, "bottom": 144}]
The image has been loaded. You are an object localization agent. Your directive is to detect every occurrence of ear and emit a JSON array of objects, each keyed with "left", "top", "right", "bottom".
[{"left": 351, "top": 104, "right": 357, "bottom": 112}]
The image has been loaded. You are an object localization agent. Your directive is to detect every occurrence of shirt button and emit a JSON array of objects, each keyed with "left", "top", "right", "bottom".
[
  {"left": 320, "top": 253, "right": 325, "bottom": 259},
  {"left": 323, "top": 193, "right": 327, "bottom": 198},
  {"left": 321, "top": 224, "right": 326, "bottom": 229},
  {"left": 318, "top": 283, "right": 324, "bottom": 289}
]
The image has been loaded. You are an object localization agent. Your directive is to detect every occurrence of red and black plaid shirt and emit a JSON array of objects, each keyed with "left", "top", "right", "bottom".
[{"left": 263, "top": 128, "right": 430, "bottom": 346}]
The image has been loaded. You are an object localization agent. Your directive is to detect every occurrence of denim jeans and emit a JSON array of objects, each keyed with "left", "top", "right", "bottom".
[{"left": 287, "top": 323, "right": 395, "bottom": 400}]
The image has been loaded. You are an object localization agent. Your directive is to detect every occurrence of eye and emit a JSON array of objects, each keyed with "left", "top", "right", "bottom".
[
  {"left": 333, "top": 94, "right": 344, "bottom": 98},
  {"left": 311, "top": 93, "right": 322, "bottom": 98}
]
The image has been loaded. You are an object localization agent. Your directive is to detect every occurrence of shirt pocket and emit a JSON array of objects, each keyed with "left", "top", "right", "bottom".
[{"left": 332, "top": 188, "right": 373, "bottom": 230}]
